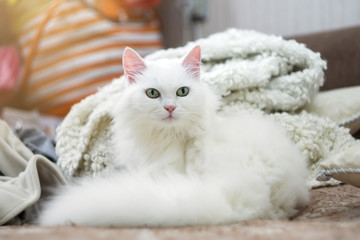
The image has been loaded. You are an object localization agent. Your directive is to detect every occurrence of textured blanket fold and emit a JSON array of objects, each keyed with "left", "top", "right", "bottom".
[
  {"left": 55, "top": 29, "right": 356, "bottom": 186},
  {"left": 146, "top": 29, "right": 326, "bottom": 112}
]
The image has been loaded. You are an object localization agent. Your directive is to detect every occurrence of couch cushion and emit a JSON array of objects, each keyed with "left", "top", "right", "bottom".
[
  {"left": 305, "top": 85, "right": 360, "bottom": 135},
  {"left": 291, "top": 25, "right": 360, "bottom": 90}
]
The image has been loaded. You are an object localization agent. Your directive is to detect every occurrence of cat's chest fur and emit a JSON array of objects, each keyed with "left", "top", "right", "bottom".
[
  {"left": 112, "top": 122, "right": 203, "bottom": 173},
  {"left": 110, "top": 45, "right": 211, "bottom": 174}
]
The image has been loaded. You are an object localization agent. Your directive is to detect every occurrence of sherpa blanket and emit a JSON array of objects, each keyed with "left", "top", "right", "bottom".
[{"left": 55, "top": 29, "right": 357, "bottom": 186}]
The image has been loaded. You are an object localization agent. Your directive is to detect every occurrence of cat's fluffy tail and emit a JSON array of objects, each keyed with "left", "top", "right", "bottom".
[
  {"left": 38, "top": 172, "right": 237, "bottom": 227},
  {"left": 39, "top": 166, "right": 309, "bottom": 227}
]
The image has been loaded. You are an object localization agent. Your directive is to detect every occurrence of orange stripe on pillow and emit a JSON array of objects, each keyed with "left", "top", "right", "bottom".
[
  {"left": 40, "top": 92, "right": 97, "bottom": 117},
  {"left": 27, "top": 72, "right": 121, "bottom": 108},
  {"left": 33, "top": 43, "right": 126, "bottom": 72},
  {"left": 21, "top": 3, "right": 86, "bottom": 39},
  {"left": 21, "top": 0, "right": 63, "bottom": 99},
  {"left": 32, "top": 41, "right": 163, "bottom": 73},
  {"left": 43, "top": 18, "right": 104, "bottom": 38},
  {"left": 30, "top": 59, "right": 123, "bottom": 91},
  {"left": 20, "top": 18, "right": 103, "bottom": 50},
  {"left": 44, "top": 20, "right": 162, "bottom": 39},
  {"left": 21, "top": 21, "right": 162, "bottom": 51},
  {"left": 18, "top": 0, "right": 163, "bottom": 117},
  {"left": 35, "top": 38, "right": 162, "bottom": 59},
  {"left": 53, "top": 3, "right": 86, "bottom": 18}
]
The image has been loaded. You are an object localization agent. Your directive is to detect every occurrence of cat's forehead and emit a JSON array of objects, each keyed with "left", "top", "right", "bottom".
[
  {"left": 147, "top": 58, "right": 183, "bottom": 75},
  {"left": 143, "top": 59, "right": 191, "bottom": 89}
]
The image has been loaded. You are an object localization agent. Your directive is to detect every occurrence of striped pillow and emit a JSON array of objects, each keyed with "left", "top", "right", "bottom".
[{"left": 19, "top": 0, "right": 162, "bottom": 117}]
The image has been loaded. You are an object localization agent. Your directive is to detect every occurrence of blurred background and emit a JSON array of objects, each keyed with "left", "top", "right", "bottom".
[
  {"left": 159, "top": 0, "right": 360, "bottom": 47},
  {"left": 0, "top": 0, "right": 359, "bottom": 127}
]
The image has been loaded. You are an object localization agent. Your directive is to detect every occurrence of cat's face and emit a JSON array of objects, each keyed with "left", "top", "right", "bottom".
[{"left": 120, "top": 46, "right": 213, "bottom": 129}]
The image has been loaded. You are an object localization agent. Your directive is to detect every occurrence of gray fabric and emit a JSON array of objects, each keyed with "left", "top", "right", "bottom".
[
  {"left": 0, "top": 120, "right": 67, "bottom": 225},
  {"left": 0, "top": 120, "right": 32, "bottom": 177},
  {"left": 15, "top": 127, "right": 58, "bottom": 163}
]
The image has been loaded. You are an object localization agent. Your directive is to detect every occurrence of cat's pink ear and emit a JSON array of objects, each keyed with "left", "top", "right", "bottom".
[
  {"left": 123, "top": 47, "right": 147, "bottom": 83},
  {"left": 182, "top": 45, "right": 201, "bottom": 79}
]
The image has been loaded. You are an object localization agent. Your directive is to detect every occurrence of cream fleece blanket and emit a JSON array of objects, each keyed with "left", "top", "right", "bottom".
[{"left": 55, "top": 29, "right": 357, "bottom": 186}]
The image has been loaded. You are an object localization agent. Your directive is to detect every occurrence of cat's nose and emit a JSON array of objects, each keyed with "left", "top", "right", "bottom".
[{"left": 164, "top": 105, "right": 176, "bottom": 113}]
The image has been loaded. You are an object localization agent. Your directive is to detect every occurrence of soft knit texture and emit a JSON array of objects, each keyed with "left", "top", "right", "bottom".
[
  {"left": 146, "top": 29, "right": 326, "bottom": 112},
  {"left": 55, "top": 29, "right": 357, "bottom": 186}
]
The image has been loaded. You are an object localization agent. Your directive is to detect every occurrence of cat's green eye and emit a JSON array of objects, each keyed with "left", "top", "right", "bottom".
[
  {"left": 146, "top": 88, "right": 160, "bottom": 98},
  {"left": 176, "top": 87, "right": 190, "bottom": 97}
]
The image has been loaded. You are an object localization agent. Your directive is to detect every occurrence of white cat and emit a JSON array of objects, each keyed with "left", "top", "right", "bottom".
[{"left": 38, "top": 46, "right": 310, "bottom": 227}]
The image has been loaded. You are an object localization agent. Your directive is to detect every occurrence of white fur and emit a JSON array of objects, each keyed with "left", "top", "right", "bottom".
[
  {"left": 39, "top": 48, "right": 310, "bottom": 227},
  {"left": 111, "top": 53, "right": 217, "bottom": 173}
]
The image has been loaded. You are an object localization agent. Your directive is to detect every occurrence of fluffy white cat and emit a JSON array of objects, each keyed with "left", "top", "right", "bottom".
[{"left": 38, "top": 46, "right": 310, "bottom": 227}]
